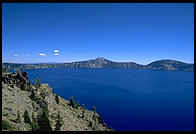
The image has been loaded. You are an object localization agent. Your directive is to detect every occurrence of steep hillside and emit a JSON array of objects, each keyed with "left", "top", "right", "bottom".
[
  {"left": 145, "top": 60, "right": 194, "bottom": 71},
  {"left": 2, "top": 70, "right": 113, "bottom": 131}
]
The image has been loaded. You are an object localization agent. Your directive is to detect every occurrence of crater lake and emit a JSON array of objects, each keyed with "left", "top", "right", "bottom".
[{"left": 24, "top": 68, "right": 194, "bottom": 131}]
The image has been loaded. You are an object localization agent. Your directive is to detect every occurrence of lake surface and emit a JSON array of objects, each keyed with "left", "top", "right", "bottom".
[{"left": 24, "top": 68, "right": 194, "bottom": 131}]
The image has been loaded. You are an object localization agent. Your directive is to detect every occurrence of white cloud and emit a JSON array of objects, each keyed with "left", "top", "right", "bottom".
[
  {"left": 14, "top": 54, "right": 18, "bottom": 57},
  {"left": 39, "top": 53, "right": 46, "bottom": 56},
  {"left": 54, "top": 50, "right": 59, "bottom": 53},
  {"left": 54, "top": 53, "right": 59, "bottom": 56}
]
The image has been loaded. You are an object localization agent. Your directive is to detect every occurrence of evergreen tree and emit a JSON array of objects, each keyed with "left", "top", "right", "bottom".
[
  {"left": 30, "top": 90, "right": 35, "bottom": 100},
  {"left": 68, "top": 96, "right": 75, "bottom": 107},
  {"left": 34, "top": 77, "right": 41, "bottom": 89},
  {"left": 92, "top": 106, "right": 97, "bottom": 131},
  {"left": 16, "top": 111, "right": 21, "bottom": 123},
  {"left": 37, "top": 107, "right": 52, "bottom": 131},
  {"left": 12, "top": 79, "right": 16, "bottom": 86},
  {"left": 21, "top": 83, "right": 26, "bottom": 91},
  {"left": 31, "top": 120, "right": 39, "bottom": 131},
  {"left": 40, "top": 91, "right": 46, "bottom": 99},
  {"left": 75, "top": 101, "right": 80, "bottom": 109},
  {"left": 32, "top": 112, "right": 36, "bottom": 122},
  {"left": 23, "top": 110, "right": 31, "bottom": 124},
  {"left": 55, "top": 111, "right": 63, "bottom": 131},
  {"left": 92, "top": 106, "right": 96, "bottom": 120},
  {"left": 30, "top": 90, "right": 40, "bottom": 103},
  {"left": 81, "top": 104, "right": 85, "bottom": 119},
  {"left": 31, "top": 112, "right": 39, "bottom": 131},
  {"left": 26, "top": 82, "right": 32, "bottom": 92},
  {"left": 55, "top": 94, "right": 59, "bottom": 104}
]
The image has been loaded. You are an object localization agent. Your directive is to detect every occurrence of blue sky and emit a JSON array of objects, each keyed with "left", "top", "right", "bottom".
[{"left": 2, "top": 3, "right": 194, "bottom": 64}]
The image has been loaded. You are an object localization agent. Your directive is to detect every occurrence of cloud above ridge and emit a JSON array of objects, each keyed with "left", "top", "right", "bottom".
[
  {"left": 54, "top": 50, "right": 59, "bottom": 53},
  {"left": 39, "top": 53, "right": 46, "bottom": 56}
]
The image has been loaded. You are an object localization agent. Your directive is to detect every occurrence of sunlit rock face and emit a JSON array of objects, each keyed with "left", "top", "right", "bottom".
[{"left": 2, "top": 71, "right": 113, "bottom": 131}]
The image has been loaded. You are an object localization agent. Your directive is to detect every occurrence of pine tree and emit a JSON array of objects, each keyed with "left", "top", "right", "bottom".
[
  {"left": 12, "top": 79, "right": 16, "bottom": 86},
  {"left": 69, "top": 96, "right": 75, "bottom": 107},
  {"left": 37, "top": 107, "right": 52, "bottom": 131},
  {"left": 34, "top": 77, "right": 41, "bottom": 89},
  {"left": 31, "top": 120, "right": 39, "bottom": 131},
  {"left": 23, "top": 110, "right": 31, "bottom": 124},
  {"left": 55, "top": 111, "right": 63, "bottom": 131},
  {"left": 75, "top": 101, "right": 80, "bottom": 109},
  {"left": 92, "top": 106, "right": 97, "bottom": 131},
  {"left": 26, "top": 82, "right": 32, "bottom": 92},
  {"left": 30, "top": 90, "right": 40, "bottom": 103},
  {"left": 30, "top": 90, "right": 35, "bottom": 100},
  {"left": 16, "top": 111, "right": 21, "bottom": 123},
  {"left": 31, "top": 112, "right": 39, "bottom": 131},
  {"left": 92, "top": 106, "right": 96, "bottom": 120},
  {"left": 40, "top": 91, "right": 46, "bottom": 99},
  {"left": 81, "top": 104, "right": 85, "bottom": 119},
  {"left": 55, "top": 94, "right": 59, "bottom": 104},
  {"left": 20, "top": 83, "right": 26, "bottom": 91},
  {"left": 32, "top": 112, "right": 36, "bottom": 122}
]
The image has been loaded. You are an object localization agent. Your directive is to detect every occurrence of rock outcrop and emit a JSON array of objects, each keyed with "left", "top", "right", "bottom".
[{"left": 2, "top": 71, "right": 112, "bottom": 131}]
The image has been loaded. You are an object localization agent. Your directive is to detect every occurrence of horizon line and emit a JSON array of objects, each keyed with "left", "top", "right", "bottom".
[{"left": 2, "top": 57, "right": 194, "bottom": 65}]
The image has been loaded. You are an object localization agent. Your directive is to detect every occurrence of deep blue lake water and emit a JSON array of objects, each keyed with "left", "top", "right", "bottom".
[{"left": 24, "top": 68, "right": 194, "bottom": 131}]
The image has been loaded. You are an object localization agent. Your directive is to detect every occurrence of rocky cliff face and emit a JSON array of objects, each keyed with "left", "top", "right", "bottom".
[
  {"left": 2, "top": 71, "right": 112, "bottom": 131},
  {"left": 2, "top": 57, "right": 194, "bottom": 71}
]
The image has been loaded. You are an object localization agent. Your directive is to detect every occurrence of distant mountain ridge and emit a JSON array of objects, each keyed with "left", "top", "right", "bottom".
[{"left": 2, "top": 57, "right": 194, "bottom": 72}]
